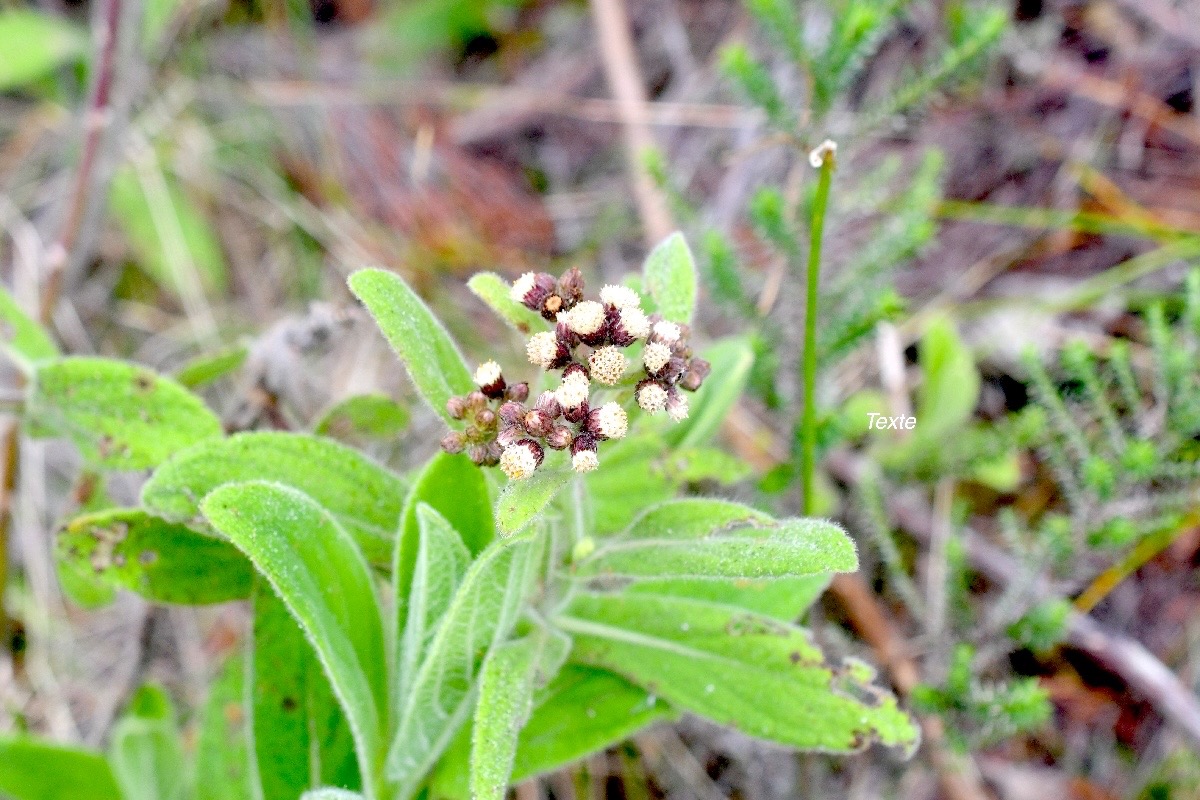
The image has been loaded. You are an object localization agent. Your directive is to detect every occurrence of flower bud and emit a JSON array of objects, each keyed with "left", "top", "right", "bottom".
[
  {"left": 466, "top": 391, "right": 488, "bottom": 410},
  {"left": 497, "top": 426, "right": 523, "bottom": 447},
  {"left": 642, "top": 342, "right": 672, "bottom": 376},
  {"left": 505, "top": 382, "right": 530, "bottom": 403},
  {"left": 600, "top": 284, "right": 641, "bottom": 310},
  {"left": 587, "top": 402, "right": 628, "bottom": 440},
  {"left": 446, "top": 395, "right": 468, "bottom": 420},
  {"left": 564, "top": 301, "right": 607, "bottom": 345},
  {"left": 440, "top": 431, "right": 465, "bottom": 454},
  {"left": 473, "top": 360, "right": 506, "bottom": 398},
  {"left": 500, "top": 439, "right": 544, "bottom": 480},
  {"left": 498, "top": 401, "right": 526, "bottom": 428},
  {"left": 523, "top": 409, "right": 554, "bottom": 437},
  {"left": 541, "top": 293, "right": 564, "bottom": 319},
  {"left": 468, "top": 444, "right": 488, "bottom": 464},
  {"left": 475, "top": 408, "right": 496, "bottom": 429},
  {"left": 588, "top": 346, "right": 627, "bottom": 386},
  {"left": 555, "top": 365, "right": 591, "bottom": 410},
  {"left": 680, "top": 358, "right": 711, "bottom": 392},
  {"left": 559, "top": 267, "right": 585, "bottom": 305},
  {"left": 661, "top": 355, "right": 688, "bottom": 383},
  {"left": 571, "top": 432, "right": 599, "bottom": 473},
  {"left": 636, "top": 380, "right": 669, "bottom": 414},
  {"left": 609, "top": 306, "right": 649, "bottom": 345},
  {"left": 535, "top": 391, "right": 562, "bottom": 419},
  {"left": 511, "top": 271, "right": 557, "bottom": 311},
  {"left": 563, "top": 400, "right": 590, "bottom": 424},
  {"left": 484, "top": 441, "right": 503, "bottom": 466},
  {"left": 666, "top": 388, "right": 690, "bottom": 422},
  {"left": 546, "top": 425, "right": 574, "bottom": 450}
]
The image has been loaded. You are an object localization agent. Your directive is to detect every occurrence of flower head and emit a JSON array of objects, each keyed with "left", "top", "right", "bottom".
[
  {"left": 564, "top": 301, "right": 607, "bottom": 339},
  {"left": 609, "top": 306, "right": 649, "bottom": 345},
  {"left": 636, "top": 380, "right": 669, "bottom": 414},
  {"left": 499, "top": 439, "right": 544, "bottom": 480},
  {"left": 666, "top": 389, "right": 690, "bottom": 422},
  {"left": 510, "top": 272, "right": 557, "bottom": 312},
  {"left": 643, "top": 342, "right": 672, "bottom": 375},
  {"left": 571, "top": 432, "right": 599, "bottom": 473},
  {"left": 526, "top": 331, "right": 561, "bottom": 369},
  {"left": 473, "top": 360, "right": 506, "bottom": 398},
  {"left": 555, "top": 367, "right": 590, "bottom": 409},
  {"left": 588, "top": 346, "right": 627, "bottom": 386},
  {"left": 600, "top": 284, "right": 642, "bottom": 310},
  {"left": 588, "top": 402, "right": 628, "bottom": 439},
  {"left": 651, "top": 320, "right": 681, "bottom": 344}
]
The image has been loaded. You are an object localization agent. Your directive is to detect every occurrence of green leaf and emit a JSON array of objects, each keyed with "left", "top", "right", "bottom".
[
  {"left": 469, "top": 636, "right": 542, "bottom": 800},
  {"left": 315, "top": 394, "right": 410, "bottom": 444},
  {"left": 0, "top": 736, "right": 122, "bottom": 800},
  {"left": 495, "top": 469, "right": 571, "bottom": 537},
  {"left": 467, "top": 272, "right": 547, "bottom": 334},
  {"left": 348, "top": 268, "right": 474, "bottom": 424},
  {"left": 664, "top": 336, "right": 755, "bottom": 449},
  {"left": 560, "top": 593, "right": 920, "bottom": 755},
  {"left": 643, "top": 232, "right": 697, "bottom": 324},
  {"left": 585, "top": 435, "right": 677, "bottom": 534},
  {"left": 301, "top": 791, "right": 365, "bottom": 800},
  {"left": 0, "top": 282, "right": 58, "bottom": 371},
  {"left": 387, "top": 533, "right": 542, "bottom": 796},
  {"left": 578, "top": 501, "right": 857, "bottom": 580},
  {"left": 251, "top": 584, "right": 360, "bottom": 798},
  {"left": 57, "top": 508, "right": 253, "bottom": 604},
  {"left": 512, "top": 665, "right": 676, "bottom": 781},
  {"left": 0, "top": 11, "right": 87, "bottom": 91},
  {"left": 142, "top": 432, "right": 406, "bottom": 566},
  {"left": 26, "top": 357, "right": 222, "bottom": 470},
  {"left": 108, "top": 685, "right": 187, "bottom": 800},
  {"left": 173, "top": 345, "right": 248, "bottom": 389},
  {"left": 201, "top": 481, "right": 388, "bottom": 797},
  {"left": 195, "top": 653, "right": 253, "bottom": 800},
  {"left": 916, "top": 317, "right": 980, "bottom": 439},
  {"left": 396, "top": 504, "right": 471, "bottom": 704},
  {"left": 109, "top": 164, "right": 228, "bottom": 296}
]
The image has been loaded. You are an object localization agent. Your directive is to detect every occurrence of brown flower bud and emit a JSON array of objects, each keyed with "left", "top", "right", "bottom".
[
  {"left": 511, "top": 272, "right": 557, "bottom": 311},
  {"left": 483, "top": 440, "right": 503, "bottom": 467},
  {"left": 534, "top": 391, "right": 562, "bottom": 419},
  {"left": 523, "top": 409, "right": 554, "bottom": 437},
  {"left": 466, "top": 391, "right": 488, "bottom": 410},
  {"left": 505, "top": 382, "right": 530, "bottom": 403},
  {"left": 475, "top": 409, "right": 496, "bottom": 429},
  {"left": 440, "top": 431, "right": 465, "bottom": 454},
  {"left": 546, "top": 426, "right": 574, "bottom": 450},
  {"left": 541, "top": 294, "right": 564, "bottom": 319},
  {"left": 498, "top": 401, "right": 526, "bottom": 428},
  {"left": 446, "top": 396, "right": 468, "bottom": 420},
  {"left": 468, "top": 444, "right": 488, "bottom": 464},
  {"left": 563, "top": 400, "right": 590, "bottom": 424},
  {"left": 680, "top": 358, "right": 711, "bottom": 392},
  {"left": 559, "top": 267, "right": 585, "bottom": 304}
]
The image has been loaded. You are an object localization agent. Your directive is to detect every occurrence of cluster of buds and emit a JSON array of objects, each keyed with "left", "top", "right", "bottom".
[
  {"left": 440, "top": 270, "right": 710, "bottom": 480},
  {"left": 439, "top": 361, "right": 530, "bottom": 467}
]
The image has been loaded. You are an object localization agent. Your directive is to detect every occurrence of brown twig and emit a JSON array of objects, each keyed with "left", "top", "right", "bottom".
[{"left": 588, "top": 0, "right": 676, "bottom": 247}]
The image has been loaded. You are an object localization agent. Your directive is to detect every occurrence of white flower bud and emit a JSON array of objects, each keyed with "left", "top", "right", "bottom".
[
  {"left": 667, "top": 391, "right": 690, "bottom": 422},
  {"left": 588, "top": 346, "right": 627, "bottom": 385},
  {"left": 595, "top": 402, "right": 628, "bottom": 439},
  {"left": 555, "top": 370, "right": 590, "bottom": 409},
  {"left": 473, "top": 360, "right": 502, "bottom": 388},
  {"left": 637, "top": 382, "right": 669, "bottom": 414},
  {"left": 499, "top": 441, "right": 542, "bottom": 480},
  {"left": 565, "top": 301, "right": 606, "bottom": 336},
  {"left": 643, "top": 342, "right": 672, "bottom": 374},
  {"left": 572, "top": 450, "right": 599, "bottom": 473},
  {"left": 600, "top": 284, "right": 642, "bottom": 310},
  {"left": 510, "top": 272, "right": 537, "bottom": 303},
  {"left": 618, "top": 306, "right": 650, "bottom": 340},
  {"left": 526, "top": 331, "right": 560, "bottom": 368},
  {"left": 652, "top": 320, "right": 681, "bottom": 343}
]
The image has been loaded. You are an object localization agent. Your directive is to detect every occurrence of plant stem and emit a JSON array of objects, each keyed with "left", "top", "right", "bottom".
[{"left": 801, "top": 148, "right": 835, "bottom": 516}]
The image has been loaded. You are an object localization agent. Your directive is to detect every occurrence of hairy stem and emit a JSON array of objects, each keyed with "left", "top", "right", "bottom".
[{"left": 801, "top": 150, "right": 835, "bottom": 515}]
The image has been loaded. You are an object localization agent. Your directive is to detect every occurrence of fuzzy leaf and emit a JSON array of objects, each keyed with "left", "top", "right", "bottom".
[
  {"left": 142, "top": 432, "right": 406, "bottom": 566},
  {"left": 195, "top": 653, "right": 253, "bottom": 800},
  {"left": 561, "top": 593, "right": 920, "bottom": 755},
  {"left": 57, "top": 508, "right": 253, "bottom": 604},
  {"left": 201, "top": 481, "right": 387, "bottom": 797},
  {"left": 626, "top": 574, "right": 831, "bottom": 621},
  {"left": 349, "top": 268, "right": 474, "bottom": 424},
  {"left": 396, "top": 504, "right": 471, "bottom": 704},
  {"left": 470, "top": 636, "right": 541, "bottom": 800},
  {"left": 623, "top": 498, "right": 773, "bottom": 537},
  {"left": 643, "top": 232, "right": 697, "bottom": 324},
  {"left": 0, "top": 10, "right": 87, "bottom": 91},
  {"left": 387, "top": 533, "right": 541, "bottom": 795},
  {"left": 0, "top": 736, "right": 122, "bottom": 800},
  {"left": 0, "top": 283, "right": 58, "bottom": 371},
  {"left": 25, "top": 357, "right": 222, "bottom": 470},
  {"left": 315, "top": 394, "right": 410, "bottom": 444},
  {"left": 467, "top": 272, "right": 548, "bottom": 334},
  {"left": 512, "top": 665, "right": 676, "bottom": 780},
  {"left": 108, "top": 685, "right": 187, "bottom": 800},
  {"left": 495, "top": 469, "right": 571, "bottom": 537},
  {"left": 585, "top": 435, "right": 677, "bottom": 534},
  {"left": 251, "top": 584, "right": 360, "bottom": 798}
]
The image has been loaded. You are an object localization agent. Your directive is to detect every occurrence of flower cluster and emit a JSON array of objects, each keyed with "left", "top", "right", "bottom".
[{"left": 441, "top": 269, "right": 710, "bottom": 480}]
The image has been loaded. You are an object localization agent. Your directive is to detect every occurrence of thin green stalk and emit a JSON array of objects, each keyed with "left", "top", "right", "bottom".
[{"left": 801, "top": 148, "right": 835, "bottom": 516}]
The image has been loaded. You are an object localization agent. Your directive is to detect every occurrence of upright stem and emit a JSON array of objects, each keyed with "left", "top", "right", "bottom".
[{"left": 801, "top": 148, "right": 835, "bottom": 516}]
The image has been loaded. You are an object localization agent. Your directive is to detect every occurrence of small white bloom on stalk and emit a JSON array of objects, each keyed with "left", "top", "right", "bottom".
[
  {"left": 499, "top": 439, "right": 543, "bottom": 480},
  {"left": 473, "top": 360, "right": 505, "bottom": 398},
  {"left": 526, "top": 331, "right": 560, "bottom": 368},
  {"left": 651, "top": 320, "right": 681, "bottom": 344},
  {"left": 636, "top": 381, "right": 669, "bottom": 414},
  {"left": 808, "top": 139, "right": 837, "bottom": 169},
  {"left": 617, "top": 306, "right": 650, "bottom": 341},
  {"left": 643, "top": 342, "right": 672, "bottom": 375},
  {"left": 555, "top": 368, "right": 590, "bottom": 409},
  {"left": 600, "top": 284, "right": 642, "bottom": 310},
  {"left": 667, "top": 389, "right": 690, "bottom": 422},
  {"left": 588, "top": 346, "right": 627, "bottom": 386},
  {"left": 510, "top": 272, "right": 537, "bottom": 303},
  {"left": 564, "top": 301, "right": 606, "bottom": 337},
  {"left": 571, "top": 433, "right": 600, "bottom": 473},
  {"left": 591, "top": 402, "right": 628, "bottom": 439}
]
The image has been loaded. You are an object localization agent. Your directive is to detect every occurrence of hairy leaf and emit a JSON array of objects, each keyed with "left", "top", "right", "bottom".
[
  {"left": 315, "top": 394, "right": 410, "bottom": 444},
  {"left": 496, "top": 469, "right": 571, "bottom": 537},
  {"left": 142, "top": 432, "right": 405, "bottom": 566},
  {"left": 57, "top": 508, "right": 253, "bottom": 604},
  {"left": 561, "top": 593, "right": 920, "bottom": 755},
  {"left": 585, "top": 435, "right": 676, "bottom": 534},
  {"left": 467, "top": 272, "right": 547, "bottom": 334},
  {"left": 349, "top": 268, "right": 474, "bottom": 424},
  {"left": 26, "top": 357, "right": 222, "bottom": 470},
  {"left": 195, "top": 653, "right": 252, "bottom": 800},
  {"left": 0, "top": 283, "right": 58, "bottom": 371},
  {"left": 643, "top": 232, "right": 697, "bottom": 324},
  {"left": 387, "top": 533, "right": 541, "bottom": 795},
  {"left": 201, "top": 482, "right": 387, "bottom": 797},
  {"left": 470, "top": 636, "right": 541, "bottom": 800},
  {"left": 251, "top": 584, "right": 360, "bottom": 798},
  {"left": 108, "top": 685, "right": 186, "bottom": 800},
  {"left": 0, "top": 736, "right": 121, "bottom": 800}
]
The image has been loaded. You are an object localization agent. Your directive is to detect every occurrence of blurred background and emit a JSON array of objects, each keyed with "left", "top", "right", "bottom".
[{"left": 6, "top": 0, "right": 1200, "bottom": 798}]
